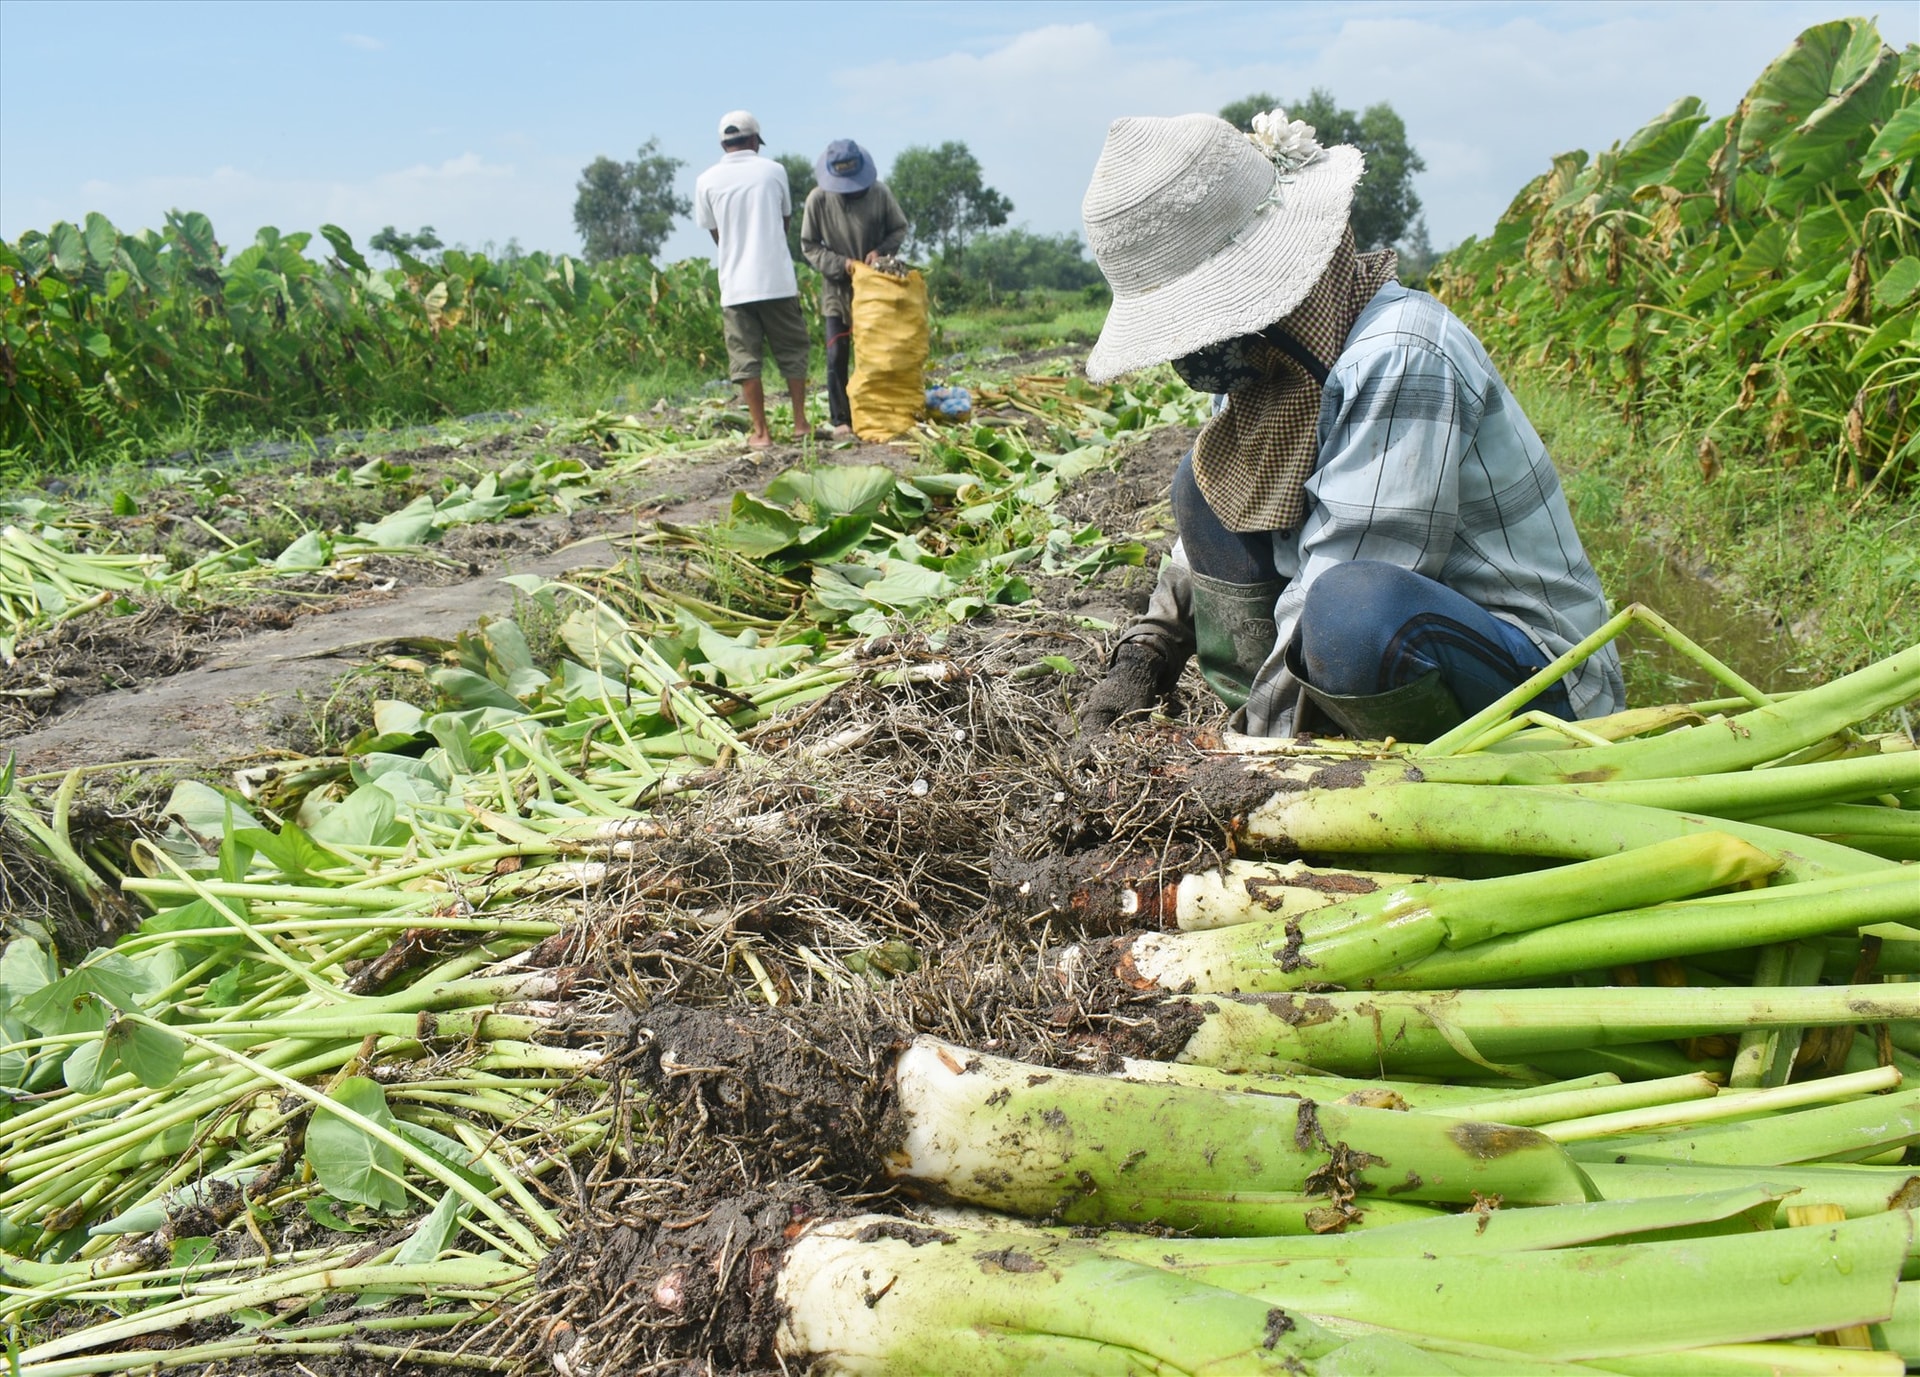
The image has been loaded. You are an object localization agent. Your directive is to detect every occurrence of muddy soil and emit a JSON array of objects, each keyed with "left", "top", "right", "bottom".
[{"left": 1, "top": 418, "right": 1190, "bottom": 777}]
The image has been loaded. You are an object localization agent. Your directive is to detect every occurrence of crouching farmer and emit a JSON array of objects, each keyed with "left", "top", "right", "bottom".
[{"left": 1075, "top": 111, "right": 1623, "bottom": 741}]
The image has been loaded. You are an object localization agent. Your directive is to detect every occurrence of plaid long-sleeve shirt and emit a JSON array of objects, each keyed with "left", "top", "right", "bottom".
[{"left": 1136, "top": 284, "right": 1625, "bottom": 736}]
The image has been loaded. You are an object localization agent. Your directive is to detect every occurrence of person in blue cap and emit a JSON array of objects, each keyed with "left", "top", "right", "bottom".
[{"left": 800, "top": 139, "right": 910, "bottom": 438}]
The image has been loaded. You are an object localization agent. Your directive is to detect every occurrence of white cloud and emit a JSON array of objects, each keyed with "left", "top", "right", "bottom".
[
  {"left": 827, "top": 5, "right": 1916, "bottom": 253},
  {"left": 342, "top": 33, "right": 385, "bottom": 52}
]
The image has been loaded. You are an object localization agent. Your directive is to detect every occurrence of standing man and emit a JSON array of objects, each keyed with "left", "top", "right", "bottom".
[
  {"left": 695, "top": 110, "right": 810, "bottom": 449},
  {"left": 800, "top": 139, "right": 910, "bottom": 440}
]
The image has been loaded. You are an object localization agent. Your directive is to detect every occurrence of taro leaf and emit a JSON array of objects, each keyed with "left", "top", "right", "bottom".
[
  {"left": 712, "top": 492, "right": 803, "bottom": 557},
  {"left": 694, "top": 628, "right": 813, "bottom": 687},
  {"left": 1873, "top": 257, "right": 1920, "bottom": 312},
  {"left": 61, "top": 1038, "right": 108, "bottom": 1094},
  {"left": 763, "top": 464, "right": 897, "bottom": 519},
  {"left": 64, "top": 1011, "right": 184, "bottom": 1093},
  {"left": 905, "top": 472, "right": 981, "bottom": 500},
  {"left": 430, "top": 666, "right": 526, "bottom": 711},
  {"left": 161, "top": 781, "right": 261, "bottom": 847},
  {"left": 481, "top": 619, "right": 536, "bottom": 677},
  {"left": 1860, "top": 105, "right": 1920, "bottom": 179},
  {"left": 18, "top": 954, "right": 149, "bottom": 1035},
  {"left": 0, "top": 939, "right": 57, "bottom": 1011},
  {"left": 1742, "top": 18, "right": 1897, "bottom": 205},
  {"left": 0, "top": 939, "right": 54, "bottom": 1089},
  {"left": 1851, "top": 305, "right": 1919, "bottom": 368},
  {"left": 558, "top": 659, "right": 630, "bottom": 703},
  {"left": 306, "top": 784, "right": 404, "bottom": 850},
  {"left": 232, "top": 824, "right": 336, "bottom": 882},
  {"left": 137, "top": 897, "right": 239, "bottom": 944},
  {"left": 372, "top": 699, "right": 426, "bottom": 736},
  {"left": 1043, "top": 446, "right": 1111, "bottom": 483},
  {"left": 320, "top": 224, "right": 370, "bottom": 274},
  {"left": 775, "top": 513, "right": 873, "bottom": 569},
  {"left": 305, "top": 1077, "right": 408, "bottom": 1211},
  {"left": 394, "top": 1118, "right": 493, "bottom": 1191},
  {"left": 113, "top": 1019, "right": 184, "bottom": 1089},
  {"left": 351, "top": 495, "right": 438, "bottom": 548},
  {"left": 171, "top": 1235, "right": 217, "bottom": 1275},
  {"left": 807, "top": 564, "right": 882, "bottom": 617},
  {"left": 304, "top": 1197, "right": 367, "bottom": 1232},
  {"left": 273, "top": 530, "right": 329, "bottom": 570},
  {"left": 204, "top": 966, "right": 245, "bottom": 1008},
  {"left": 859, "top": 560, "right": 956, "bottom": 611},
  {"left": 111, "top": 491, "right": 139, "bottom": 517},
  {"left": 1612, "top": 96, "right": 1709, "bottom": 189},
  {"left": 361, "top": 1187, "right": 465, "bottom": 1307}
]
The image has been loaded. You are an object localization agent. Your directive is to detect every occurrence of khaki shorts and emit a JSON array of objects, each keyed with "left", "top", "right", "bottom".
[{"left": 722, "top": 297, "right": 809, "bottom": 382}]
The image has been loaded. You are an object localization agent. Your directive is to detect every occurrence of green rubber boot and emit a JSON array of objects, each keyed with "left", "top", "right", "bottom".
[
  {"left": 1298, "top": 668, "right": 1466, "bottom": 745},
  {"left": 1190, "top": 573, "right": 1286, "bottom": 711}
]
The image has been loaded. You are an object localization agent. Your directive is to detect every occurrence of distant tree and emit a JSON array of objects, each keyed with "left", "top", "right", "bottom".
[
  {"left": 889, "top": 142, "right": 1011, "bottom": 261},
  {"left": 1219, "top": 89, "right": 1426, "bottom": 253},
  {"left": 1395, "top": 216, "right": 1437, "bottom": 286},
  {"left": 964, "top": 228, "right": 1104, "bottom": 301},
  {"left": 369, "top": 224, "right": 443, "bottom": 266},
  {"left": 573, "top": 138, "right": 689, "bottom": 262},
  {"left": 774, "top": 152, "right": 816, "bottom": 262}
]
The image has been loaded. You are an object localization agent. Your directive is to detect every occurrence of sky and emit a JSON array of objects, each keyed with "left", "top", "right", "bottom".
[{"left": 2, "top": 1, "right": 1914, "bottom": 267}]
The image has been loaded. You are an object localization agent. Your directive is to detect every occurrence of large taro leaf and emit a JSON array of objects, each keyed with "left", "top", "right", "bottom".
[
  {"left": 712, "top": 492, "right": 804, "bottom": 557},
  {"left": 694, "top": 627, "right": 814, "bottom": 687},
  {"left": 351, "top": 494, "right": 438, "bottom": 548},
  {"left": 304, "top": 782, "right": 406, "bottom": 850},
  {"left": 1860, "top": 105, "right": 1920, "bottom": 180},
  {"left": 430, "top": 666, "right": 526, "bottom": 712},
  {"left": 777, "top": 513, "right": 872, "bottom": 569},
  {"left": 1612, "top": 97, "right": 1709, "bottom": 190},
  {"left": 762, "top": 464, "right": 897, "bottom": 519},
  {"left": 1740, "top": 18, "right": 1898, "bottom": 206},
  {"left": 305, "top": 1077, "right": 408, "bottom": 1211},
  {"left": 858, "top": 559, "right": 956, "bottom": 612}
]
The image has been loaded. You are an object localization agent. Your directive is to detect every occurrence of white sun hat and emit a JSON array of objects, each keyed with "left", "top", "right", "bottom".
[{"left": 1081, "top": 112, "right": 1365, "bottom": 383}]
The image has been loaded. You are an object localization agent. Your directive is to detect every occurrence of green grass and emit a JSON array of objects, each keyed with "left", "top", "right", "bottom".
[
  {"left": 1517, "top": 369, "right": 1920, "bottom": 694},
  {"left": 933, "top": 290, "right": 1109, "bottom": 359},
  {"left": 0, "top": 358, "right": 715, "bottom": 501}
]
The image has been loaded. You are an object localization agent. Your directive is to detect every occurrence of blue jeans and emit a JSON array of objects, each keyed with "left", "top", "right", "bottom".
[{"left": 1172, "top": 452, "right": 1572, "bottom": 716}]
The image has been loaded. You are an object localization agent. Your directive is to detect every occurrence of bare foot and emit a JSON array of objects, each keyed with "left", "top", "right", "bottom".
[
  {"left": 831, "top": 425, "right": 854, "bottom": 441},
  {"left": 747, "top": 432, "right": 773, "bottom": 451}
]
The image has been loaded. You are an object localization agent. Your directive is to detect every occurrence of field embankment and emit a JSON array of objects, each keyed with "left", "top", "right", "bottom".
[{"left": 1434, "top": 17, "right": 1918, "bottom": 688}]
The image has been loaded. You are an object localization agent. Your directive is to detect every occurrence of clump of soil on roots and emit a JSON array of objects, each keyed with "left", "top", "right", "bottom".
[{"left": 495, "top": 628, "right": 1278, "bottom": 1375}]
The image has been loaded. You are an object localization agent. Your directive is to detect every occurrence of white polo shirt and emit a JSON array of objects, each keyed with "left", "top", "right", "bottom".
[{"left": 694, "top": 151, "right": 799, "bottom": 307}]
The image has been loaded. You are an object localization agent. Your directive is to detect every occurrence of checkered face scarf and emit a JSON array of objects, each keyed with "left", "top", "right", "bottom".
[{"left": 1184, "top": 228, "right": 1397, "bottom": 534}]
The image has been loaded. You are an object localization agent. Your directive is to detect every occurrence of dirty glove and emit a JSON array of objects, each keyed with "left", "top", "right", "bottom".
[{"left": 1075, "top": 641, "right": 1182, "bottom": 735}]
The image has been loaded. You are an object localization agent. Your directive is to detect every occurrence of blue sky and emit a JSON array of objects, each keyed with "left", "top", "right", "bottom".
[{"left": 3, "top": 1, "right": 1914, "bottom": 265}]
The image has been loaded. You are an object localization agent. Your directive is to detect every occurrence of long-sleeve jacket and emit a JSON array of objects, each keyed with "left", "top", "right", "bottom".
[
  {"left": 800, "top": 184, "right": 910, "bottom": 321},
  {"left": 1125, "top": 283, "right": 1624, "bottom": 736}
]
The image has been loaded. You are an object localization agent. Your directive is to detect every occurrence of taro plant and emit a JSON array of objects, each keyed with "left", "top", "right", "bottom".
[{"left": 1435, "top": 18, "right": 1920, "bottom": 495}]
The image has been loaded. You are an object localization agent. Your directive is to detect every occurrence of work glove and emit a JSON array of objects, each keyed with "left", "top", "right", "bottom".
[{"left": 1075, "top": 640, "right": 1183, "bottom": 735}]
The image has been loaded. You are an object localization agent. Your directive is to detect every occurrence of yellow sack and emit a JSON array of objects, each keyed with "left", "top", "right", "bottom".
[{"left": 847, "top": 261, "right": 929, "bottom": 442}]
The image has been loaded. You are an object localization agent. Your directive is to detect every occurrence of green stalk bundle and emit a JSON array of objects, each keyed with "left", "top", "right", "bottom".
[
  {"left": 886, "top": 1037, "right": 1598, "bottom": 1230},
  {"left": 1177, "top": 984, "right": 1920, "bottom": 1077},
  {"left": 1104, "top": 834, "right": 1779, "bottom": 994}
]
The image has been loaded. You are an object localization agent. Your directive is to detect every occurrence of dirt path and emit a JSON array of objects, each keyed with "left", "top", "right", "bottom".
[
  {"left": 2, "top": 421, "right": 1190, "bottom": 775},
  {"left": 1, "top": 436, "right": 841, "bottom": 772},
  {"left": 3, "top": 534, "right": 627, "bottom": 771}
]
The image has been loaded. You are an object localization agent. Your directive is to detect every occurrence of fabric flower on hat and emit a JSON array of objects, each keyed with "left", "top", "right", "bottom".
[{"left": 1247, "top": 110, "right": 1323, "bottom": 175}]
